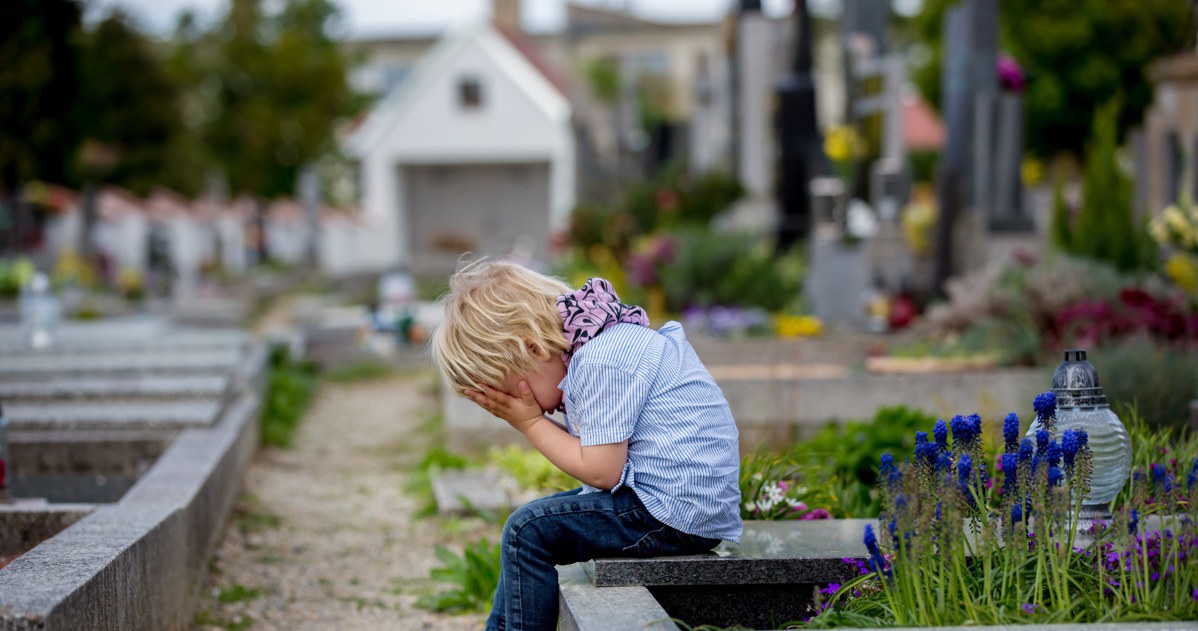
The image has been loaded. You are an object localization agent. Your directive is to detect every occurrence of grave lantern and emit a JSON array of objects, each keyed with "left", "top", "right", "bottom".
[
  {"left": 19, "top": 272, "right": 60, "bottom": 350},
  {"left": 1026, "top": 349, "right": 1132, "bottom": 518}
]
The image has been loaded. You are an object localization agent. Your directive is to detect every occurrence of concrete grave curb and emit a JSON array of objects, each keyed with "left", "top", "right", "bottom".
[{"left": 0, "top": 371, "right": 263, "bottom": 630}]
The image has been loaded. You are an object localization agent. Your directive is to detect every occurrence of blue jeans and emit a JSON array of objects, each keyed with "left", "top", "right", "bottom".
[{"left": 486, "top": 486, "right": 720, "bottom": 631}]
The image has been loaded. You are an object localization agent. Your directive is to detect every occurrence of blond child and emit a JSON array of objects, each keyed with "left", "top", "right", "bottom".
[{"left": 432, "top": 260, "right": 741, "bottom": 631}]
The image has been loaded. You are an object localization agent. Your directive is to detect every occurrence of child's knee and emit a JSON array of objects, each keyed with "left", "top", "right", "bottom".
[{"left": 501, "top": 502, "right": 537, "bottom": 544}]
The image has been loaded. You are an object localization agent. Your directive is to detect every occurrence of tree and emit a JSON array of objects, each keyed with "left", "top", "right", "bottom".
[
  {"left": 1051, "top": 100, "right": 1156, "bottom": 272},
  {"left": 0, "top": 0, "right": 81, "bottom": 191},
  {"left": 75, "top": 13, "right": 203, "bottom": 196},
  {"left": 180, "top": 0, "right": 361, "bottom": 199},
  {"left": 911, "top": 0, "right": 1194, "bottom": 158}
]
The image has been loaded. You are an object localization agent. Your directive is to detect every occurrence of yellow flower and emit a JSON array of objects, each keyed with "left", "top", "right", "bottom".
[
  {"left": 824, "top": 126, "right": 864, "bottom": 163},
  {"left": 1164, "top": 253, "right": 1198, "bottom": 294},
  {"left": 774, "top": 314, "right": 823, "bottom": 337},
  {"left": 1020, "top": 157, "right": 1044, "bottom": 186},
  {"left": 900, "top": 201, "right": 937, "bottom": 256}
]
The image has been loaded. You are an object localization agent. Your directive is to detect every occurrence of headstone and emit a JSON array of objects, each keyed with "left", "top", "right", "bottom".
[
  {"left": 975, "top": 93, "right": 1032, "bottom": 232},
  {"left": 429, "top": 468, "right": 528, "bottom": 516},
  {"left": 805, "top": 226, "right": 870, "bottom": 329}
]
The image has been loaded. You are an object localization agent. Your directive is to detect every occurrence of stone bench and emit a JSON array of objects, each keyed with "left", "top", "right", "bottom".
[{"left": 560, "top": 520, "right": 872, "bottom": 631}]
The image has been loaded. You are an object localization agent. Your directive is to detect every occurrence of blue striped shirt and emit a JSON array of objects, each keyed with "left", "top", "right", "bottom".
[{"left": 557, "top": 321, "right": 743, "bottom": 543}]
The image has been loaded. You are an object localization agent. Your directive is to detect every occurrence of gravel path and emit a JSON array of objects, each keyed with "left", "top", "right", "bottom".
[{"left": 193, "top": 371, "right": 494, "bottom": 630}]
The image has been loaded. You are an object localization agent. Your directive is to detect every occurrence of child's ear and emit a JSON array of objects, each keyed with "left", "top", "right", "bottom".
[{"left": 525, "top": 340, "right": 550, "bottom": 360}]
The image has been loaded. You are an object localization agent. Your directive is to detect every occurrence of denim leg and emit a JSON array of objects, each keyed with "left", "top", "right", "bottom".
[
  {"left": 491, "top": 487, "right": 713, "bottom": 631},
  {"left": 486, "top": 488, "right": 583, "bottom": 631}
]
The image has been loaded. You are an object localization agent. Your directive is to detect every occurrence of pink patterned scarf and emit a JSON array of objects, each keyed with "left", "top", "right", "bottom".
[{"left": 557, "top": 278, "right": 650, "bottom": 365}]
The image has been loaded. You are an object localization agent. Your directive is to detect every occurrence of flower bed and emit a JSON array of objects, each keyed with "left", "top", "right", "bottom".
[{"left": 806, "top": 393, "right": 1198, "bottom": 627}]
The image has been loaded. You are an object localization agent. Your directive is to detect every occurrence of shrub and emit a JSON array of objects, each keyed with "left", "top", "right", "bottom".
[
  {"left": 260, "top": 346, "right": 319, "bottom": 448},
  {"left": 1051, "top": 100, "right": 1156, "bottom": 272},
  {"left": 657, "top": 228, "right": 803, "bottom": 312},
  {"left": 1095, "top": 339, "right": 1198, "bottom": 432},
  {"left": 807, "top": 393, "right": 1198, "bottom": 628}
]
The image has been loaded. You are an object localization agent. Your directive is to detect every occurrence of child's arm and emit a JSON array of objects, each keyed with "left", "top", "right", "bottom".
[{"left": 467, "top": 382, "right": 628, "bottom": 490}]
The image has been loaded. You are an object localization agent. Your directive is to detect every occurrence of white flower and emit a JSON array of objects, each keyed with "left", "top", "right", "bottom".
[{"left": 743, "top": 501, "right": 758, "bottom": 513}]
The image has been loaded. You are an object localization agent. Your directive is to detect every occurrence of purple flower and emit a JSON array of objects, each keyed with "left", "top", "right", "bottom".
[
  {"left": 936, "top": 453, "right": 953, "bottom": 472},
  {"left": 1046, "top": 440, "right": 1062, "bottom": 468},
  {"left": 1075, "top": 428, "right": 1088, "bottom": 448},
  {"left": 934, "top": 419, "right": 948, "bottom": 453},
  {"left": 958, "top": 453, "right": 973, "bottom": 489},
  {"left": 802, "top": 508, "right": 832, "bottom": 520},
  {"left": 1036, "top": 429, "right": 1050, "bottom": 457},
  {"left": 1033, "top": 391, "right": 1056, "bottom": 423},
  {"left": 1020, "top": 603, "right": 1041, "bottom": 615},
  {"left": 1003, "top": 413, "right": 1020, "bottom": 453},
  {"left": 1192, "top": 588, "right": 1198, "bottom": 602},
  {"left": 1061, "top": 429, "right": 1079, "bottom": 469},
  {"left": 998, "top": 55, "right": 1026, "bottom": 91},
  {"left": 1152, "top": 463, "right": 1173, "bottom": 494},
  {"left": 1002, "top": 454, "right": 1018, "bottom": 490},
  {"left": 1019, "top": 438, "right": 1034, "bottom": 466},
  {"left": 916, "top": 431, "right": 928, "bottom": 445},
  {"left": 864, "top": 524, "right": 879, "bottom": 555},
  {"left": 916, "top": 441, "right": 937, "bottom": 467},
  {"left": 822, "top": 582, "right": 840, "bottom": 596},
  {"left": 1010, "top": 503, "right": 1023, "bottom": 526},
  {"left": 1129, "top": 509, "right": 1139, "bottom": 535},
  {"left": 1048, "top": 466, "right": 1063, "bottom": 487}
]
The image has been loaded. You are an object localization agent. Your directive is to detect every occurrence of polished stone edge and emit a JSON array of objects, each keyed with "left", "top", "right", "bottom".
[
  {"left": 558, "top": 563, "right": 680, "bottom": 631},
  {"left": 592, "top": 555, "right": 863, "bottom": 587},
  {"left": 0, "top": 389, "right": 262, "bottom": 631}
]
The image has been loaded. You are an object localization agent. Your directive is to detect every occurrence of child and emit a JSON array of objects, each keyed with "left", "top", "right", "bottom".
[{"left": 432, "top": 260, "right": 742, "bottom": 631}]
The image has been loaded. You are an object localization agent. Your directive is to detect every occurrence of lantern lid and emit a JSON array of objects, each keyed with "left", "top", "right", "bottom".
[{"left": 1050, "top": 349, "right": 1108, "bottom": 408}]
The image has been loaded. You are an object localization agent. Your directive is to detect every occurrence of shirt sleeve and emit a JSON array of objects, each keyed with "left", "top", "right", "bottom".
[{"left": 566, "top": 360, "right": 652, "bottom": 447}]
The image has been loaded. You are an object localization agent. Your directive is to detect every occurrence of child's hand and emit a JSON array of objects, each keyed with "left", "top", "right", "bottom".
[{"left": 464, "top": 382, "right": 543, "bottom": 434}]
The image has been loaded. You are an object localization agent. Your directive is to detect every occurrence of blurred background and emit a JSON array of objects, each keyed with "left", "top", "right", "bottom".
[
  {"left": 2, "top": 0, "right": 1198, "bottom": 420},
  {"left": 4, "top": 3, "right": 1198, "bottom": 628}
]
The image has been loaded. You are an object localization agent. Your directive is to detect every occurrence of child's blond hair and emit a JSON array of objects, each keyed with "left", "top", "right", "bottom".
[{"left": 432, "top": 260, "right": 571, "bottom": 396}]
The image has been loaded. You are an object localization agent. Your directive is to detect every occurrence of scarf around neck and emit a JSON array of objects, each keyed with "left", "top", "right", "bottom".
[{"left": 557, "top": 277, "right": 650, "bottom": 365}]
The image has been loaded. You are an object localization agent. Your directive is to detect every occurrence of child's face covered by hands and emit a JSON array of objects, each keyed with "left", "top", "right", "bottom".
[{"left": 464, "top": 352, "right": 566, "bottom": 432}]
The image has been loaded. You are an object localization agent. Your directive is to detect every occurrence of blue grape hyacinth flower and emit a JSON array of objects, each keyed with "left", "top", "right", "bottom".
[
  {"left": 1003, "top": 412, "right": 1020, "bottom": 453},
  {"left": 934, "top": 419, "right": 948, "bottom": 453},
  {"left": 1033, "top": 391, "right": 1056, "bottom": 422},
  {"left": 1061, "top": 429, "right": 1079, "bottom": 469}
]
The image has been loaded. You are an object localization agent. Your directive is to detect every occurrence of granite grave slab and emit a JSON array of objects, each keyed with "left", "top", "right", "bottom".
[
  {"left": 6, "top": 399, "right": 226, "bottom": 431},
  {"left": 0, "top": 349, "right": 243, "bottom": 379},
  {"left": 0, "top": 375, "right": 229, "bottom": 402}
]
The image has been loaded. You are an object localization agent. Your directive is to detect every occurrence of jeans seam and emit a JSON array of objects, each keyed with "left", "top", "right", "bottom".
[{"left": 622, "top": 525, "right": 666, "bottom": 554}]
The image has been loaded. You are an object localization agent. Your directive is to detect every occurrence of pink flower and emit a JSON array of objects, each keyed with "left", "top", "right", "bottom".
[{"left": 998, "top": 55, "right": 1025, "bottom": 91}]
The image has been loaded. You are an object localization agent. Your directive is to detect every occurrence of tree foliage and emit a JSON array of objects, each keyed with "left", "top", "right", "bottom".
[
  {"left": 75, "top": 13, "right": 204, "bottom": 195},
  {"left": 911, "top": 0, "right": 1194, "bottom": 158},
  {"left": 1051, "top": 100, "right": 1156, "bottom": 272},
  {"left": 0, "top": 0, "right": 82, "bottom": 192},
  {"left": 173, "top": 0, "right": 362, "bottom": 199}
]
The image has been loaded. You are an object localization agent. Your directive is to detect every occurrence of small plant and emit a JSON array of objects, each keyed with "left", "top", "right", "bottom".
[
  {"left": 215, "top": 583, "right": 262, "bottom": 604},
  {"left": 416, "top": 539, "right": 502, "bottom": 614},
  {"left": 486, "top": 445, "right": 575, "bottom": 495},
  {"left": 405, "top": 444, "right": 476, "bottom": 517},
  {"left": 806, "top": 392, "right": 1198, "bottom": 627},
  {"left": 259, "top": 346, "right": 319, "bottom": 448}
]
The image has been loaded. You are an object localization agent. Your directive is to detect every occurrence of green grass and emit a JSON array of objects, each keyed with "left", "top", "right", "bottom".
[
  {"left": 260, "top": 346, "right": 319, "bottom": 448},
  {"left": 215, "top": 584, "right": 263, "bottom": 604},
  {"left": 324, "top": 360, "right": 398, "bottom": 383},
  {"left": 232, "top": 493, "right": 283, "bottom": 533}
]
